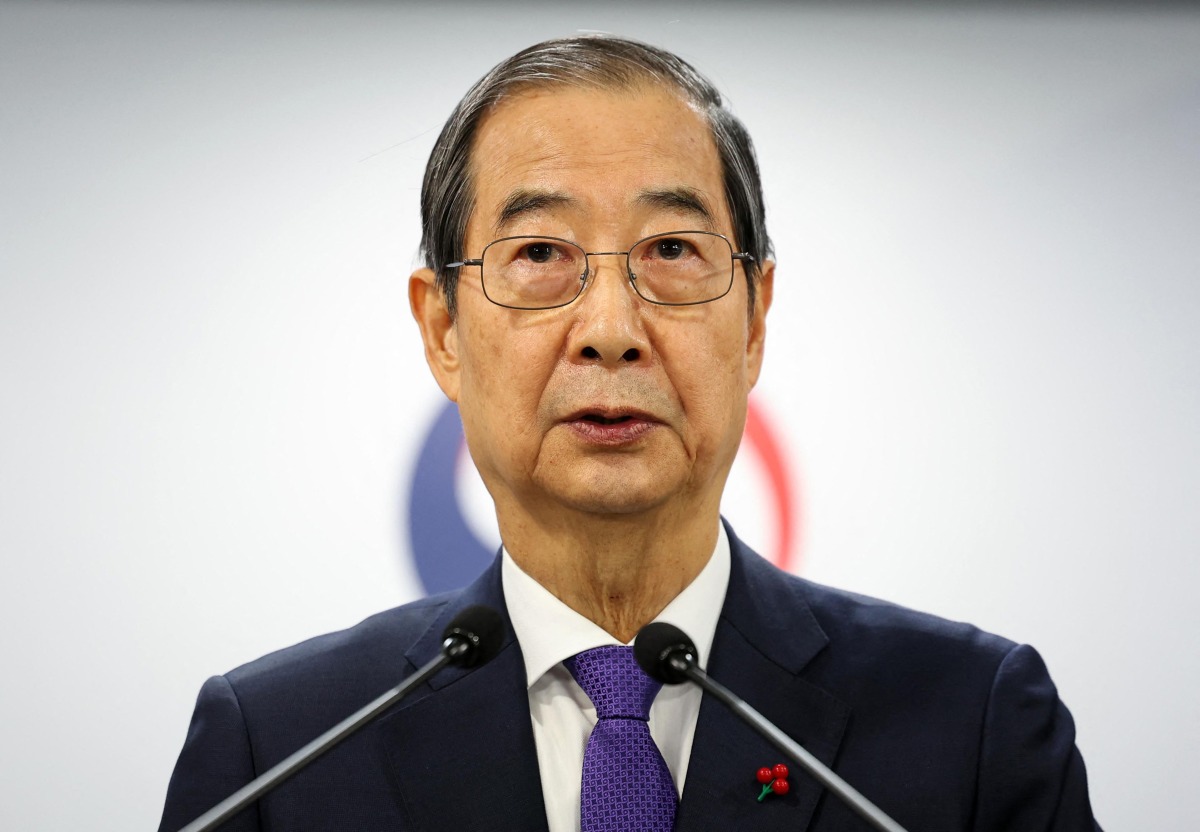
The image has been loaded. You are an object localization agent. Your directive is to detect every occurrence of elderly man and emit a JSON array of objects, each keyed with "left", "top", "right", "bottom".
[{"left": 159, "top": 37, "right": 1099, "bottom": 832}]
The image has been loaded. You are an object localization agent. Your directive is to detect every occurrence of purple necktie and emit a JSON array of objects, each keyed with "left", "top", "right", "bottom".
[{"left": 565, "top": 646, "right": 678, "bottom": 832}]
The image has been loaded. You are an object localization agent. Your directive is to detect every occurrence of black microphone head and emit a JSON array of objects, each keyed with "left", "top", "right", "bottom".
[
  {"left": 634, "top": 622, "right": 697, "bottom": 685},
  {"left": 441, "top": 605, "right": 505, "bottom": 668}
]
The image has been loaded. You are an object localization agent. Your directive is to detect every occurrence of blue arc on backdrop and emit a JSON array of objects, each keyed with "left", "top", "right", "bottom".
[{"left": 408, "top": 402, "right": 493, "bottom": 594}]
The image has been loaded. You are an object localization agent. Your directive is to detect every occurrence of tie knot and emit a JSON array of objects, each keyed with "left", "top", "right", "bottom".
[{"left": 565, "top": 645, "right": 662, "bottom": 720}]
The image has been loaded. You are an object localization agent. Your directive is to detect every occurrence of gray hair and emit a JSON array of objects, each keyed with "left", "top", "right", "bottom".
[{"left": 419, "top": 35, "right": 772, "bottom": 318}]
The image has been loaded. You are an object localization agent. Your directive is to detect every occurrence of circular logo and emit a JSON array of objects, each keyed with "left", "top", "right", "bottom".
[{"left": 407, "top": 398, "right": 799, "bottom": 595}]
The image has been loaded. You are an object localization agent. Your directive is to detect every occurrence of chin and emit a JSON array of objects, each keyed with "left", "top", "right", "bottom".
[
  {"left": 540, "top": 465, "right": 683, "bottom": 518},
  {"left": 559, "top": 491, "right": 670, "bottom": 517}
]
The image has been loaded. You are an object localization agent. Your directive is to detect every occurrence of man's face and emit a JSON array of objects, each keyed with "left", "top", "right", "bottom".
[{"left": 412, "top": 83, "right": 772, "bottom": 528}]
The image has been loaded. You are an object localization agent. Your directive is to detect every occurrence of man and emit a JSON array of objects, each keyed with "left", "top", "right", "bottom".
[{"left": 159, "top": 36, "right": 1099, "bottom": 831}]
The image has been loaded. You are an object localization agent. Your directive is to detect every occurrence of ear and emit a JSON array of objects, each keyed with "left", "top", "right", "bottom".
[
  {"left": 746, "top": 259, "right": 774, "bottom": 389},
  {"left": 409, "top": 267, "right": 461, "bottom": 401}
]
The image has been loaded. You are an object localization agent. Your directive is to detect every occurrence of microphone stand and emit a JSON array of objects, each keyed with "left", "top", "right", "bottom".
[
  {"left": 672, "top": 656, "right": 909, "bottom": 832},
  {"left": 176, "top": 642, "right": 461, "bottom": 832}
]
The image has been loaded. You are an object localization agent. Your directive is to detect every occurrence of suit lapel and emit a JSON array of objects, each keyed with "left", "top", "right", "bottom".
[
  {"left": 368, "top": 528, "right": 847, "bottom": 832},
  {"left": 675, "top": 525, "right": 850, "bottom": 832},
  {"left": 374, "top": 558, "right": 550, "bottom": 832}
]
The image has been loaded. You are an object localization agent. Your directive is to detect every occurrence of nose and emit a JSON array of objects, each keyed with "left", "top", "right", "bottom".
[{"left": 570, "top": 254, "right": 649, "bottom": 366}]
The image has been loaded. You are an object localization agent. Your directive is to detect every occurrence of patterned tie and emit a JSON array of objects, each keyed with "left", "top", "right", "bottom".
[{"left": 564, "top": 645, "right": 678, "bottom": 832}]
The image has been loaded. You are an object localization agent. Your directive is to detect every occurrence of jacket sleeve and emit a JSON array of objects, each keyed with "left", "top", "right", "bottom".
[
  {"left": 972, "top": 644, "right": 1101, "bottom": 831},
  {"left": 158, "top": 675, "right": 262, "bottom": 832}
]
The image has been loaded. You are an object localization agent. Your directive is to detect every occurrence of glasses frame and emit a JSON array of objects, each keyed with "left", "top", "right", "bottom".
[{"left": 447, "top": 230, "right": 756, "bottom": 311}]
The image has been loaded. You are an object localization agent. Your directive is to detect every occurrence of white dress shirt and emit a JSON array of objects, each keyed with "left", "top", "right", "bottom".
[{"left": 501, "top": 524, "right": 731, "bottom": 832}]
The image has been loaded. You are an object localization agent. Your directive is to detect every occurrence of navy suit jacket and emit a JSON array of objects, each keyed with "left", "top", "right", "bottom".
[{"left": 159, "top": 525, "right": 1099, "bottom": 831}]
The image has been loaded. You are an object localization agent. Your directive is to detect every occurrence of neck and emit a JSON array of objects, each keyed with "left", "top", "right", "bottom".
[{"left": 499, "top": 506, "right": 720, "bottom": 644}]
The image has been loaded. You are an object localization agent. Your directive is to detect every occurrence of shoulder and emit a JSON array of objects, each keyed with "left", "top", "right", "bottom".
[
  {"left": 158, "top": 594, "right": 464, "bottom": 831},
  {"left": 791, "top": 574, "right": 1031, "bottom": 710},
  {"left": 728, "top": 547, "right": 1099, "bottom": 827},
  {"left": 769, "top": 575, "right": 1097, "bottom": 828},
  {"left": 730, "top": 534, "right": 1015, "bottom": 668},
  {"left": 726, "top": 537, "right": 1022, "bottom": 704},
  {"left": 222, "top": 592, "right": 458, "bottom": 710},
  {"left": 799, "top": 576, "right": 1015, "bottom": 664}
]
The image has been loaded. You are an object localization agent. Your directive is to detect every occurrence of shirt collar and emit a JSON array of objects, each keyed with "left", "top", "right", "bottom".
[{"left": 502, "top": 523, "right": 731, "bottom": 689}]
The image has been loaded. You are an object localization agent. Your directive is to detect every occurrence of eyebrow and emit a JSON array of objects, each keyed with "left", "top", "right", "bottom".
[
  {"left": 490, "top": 185, "right": 720, "bottom": 236},
  {"left": 635, "top": 188, "right": 718, "bottom": 230},
  {"left": 493, "top": 189, "right": 578, "bottom": 235}
]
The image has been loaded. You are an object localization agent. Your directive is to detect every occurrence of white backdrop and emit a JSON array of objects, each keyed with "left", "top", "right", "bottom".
[{"left": 2, "top": 2, "right": 1198, "bottom": 829}]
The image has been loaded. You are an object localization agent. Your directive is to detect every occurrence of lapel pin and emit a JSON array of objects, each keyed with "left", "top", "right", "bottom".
[{"left": 755, "top": 763, "right": 790, "bottom": 801}]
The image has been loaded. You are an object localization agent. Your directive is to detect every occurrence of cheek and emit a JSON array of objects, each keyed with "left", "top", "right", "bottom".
[
  {"left": 456, "top": 318, "right": 556, "bottom": 465},
  {"left": 666, "top": 317, "right": 752, "bottom": 450}
]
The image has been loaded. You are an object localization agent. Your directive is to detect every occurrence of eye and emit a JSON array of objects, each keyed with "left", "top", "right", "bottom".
[
  {"left": 518, "top": 241, "right": 565, "bottom": 263},
  {"left": 486, "top": 238, "right": 583, "bottom": 276},
  {"left": 645, "top": 236, "right": 699, "bottom": 262}
]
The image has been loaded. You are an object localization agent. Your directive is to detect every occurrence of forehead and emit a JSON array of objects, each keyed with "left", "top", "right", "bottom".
[{"left": 467, "top": 84, "right": 729, "bottom": 239}]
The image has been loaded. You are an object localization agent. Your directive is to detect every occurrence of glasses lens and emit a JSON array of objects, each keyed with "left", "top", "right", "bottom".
[
  {"left": 628, "top": 232, "right": 734, "bottom": 305},
  {"left": 481, "top": 237, "right": 586, "bottom": 309}
]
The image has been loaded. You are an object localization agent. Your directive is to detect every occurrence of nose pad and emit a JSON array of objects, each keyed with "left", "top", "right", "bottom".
[{"left": 578, "top": 255, "right": 635, "bottom": 299}]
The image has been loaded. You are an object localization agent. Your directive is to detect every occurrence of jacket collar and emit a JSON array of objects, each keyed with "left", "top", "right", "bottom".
[
  {"left": 376, "top": 556, "right": 550, "bottom": 831},
  {"left": 674, "top": 522, "right": 850, "bottom": 832},
  {"left": 376, "top": 523, "right": 848, "bottom": 831}
]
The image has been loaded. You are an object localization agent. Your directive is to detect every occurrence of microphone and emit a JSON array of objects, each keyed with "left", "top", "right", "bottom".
[
  {"left": 634, "top": 622, "right": 909, "bottom": 832},
  {"left": 441, "top": 604, "right": 505, "bottom": 667},
  {"left": 177, "top": 605, "right": 504, "bottom": 832}
]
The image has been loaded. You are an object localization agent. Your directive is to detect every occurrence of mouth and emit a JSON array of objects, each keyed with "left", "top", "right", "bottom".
[
  {"left": 581, "top": 414, "right": 633, "bottom": 425},
  {"left": 565, "top": 407, "right": 658, "bottom": 425},
  {"left": 563, "top": 407, "right": 660, "bottom": 445}
]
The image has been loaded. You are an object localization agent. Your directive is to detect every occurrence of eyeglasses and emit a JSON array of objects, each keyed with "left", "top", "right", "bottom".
[{"left": 447, "top": 230, "right": 755, "bottom": 310}]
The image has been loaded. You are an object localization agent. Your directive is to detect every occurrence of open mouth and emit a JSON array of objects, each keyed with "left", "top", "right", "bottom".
[{"left": 580, "top": 414, "right": 634, "bottom": 425}]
